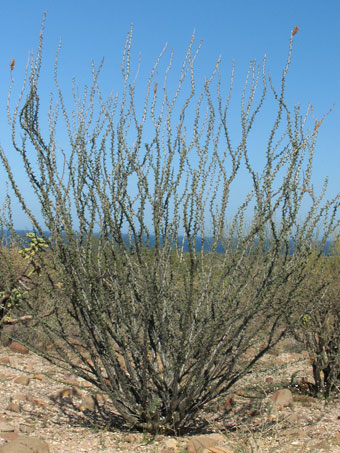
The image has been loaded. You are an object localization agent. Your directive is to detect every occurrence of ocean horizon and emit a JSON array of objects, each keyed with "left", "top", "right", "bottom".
[{"left": 1, "top": 229, "right": 334, "bottom": 256}]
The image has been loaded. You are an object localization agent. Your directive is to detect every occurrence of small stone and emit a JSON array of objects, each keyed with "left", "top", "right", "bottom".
[
  {"left": 9, "top": 342, "right": 29, "bottom": 354},
  {"left": 32, "top": 375, "right": 44, "bottom": 381},
  {"left": 63, "top": 373, "right": 78, "bottom": 381},
  {"left": 13, "top": 376, "right": 30, "bottom": 386},
  {"left": 11, "top": 393, "right": 27, "bottom": 402},
  {"left": 6, "top": 402, "right": 21, "bottom": 413},
  {"left": 154, "top": 435, "right": 166, "bottom": 442},
  {"left": 187, "top": 434, "right": 226, "bottom": 453},
  {"left": 25, "top": 395, "right": 48, "bottom": 408},
  {"left": 33, "top": 399, "right": 50, "bottom": 408},
  {"left": 0, "top": 357, "right": 11, "bottom": 365},
  {"left": 271, "top": 389, "right": 293, "bottom": 407},
  {"left": 79, "top": 395, "right": 96, "bottom": 411},
  {"left": 19, "top": 424, "right": 34, "bottom": 434},
  {"left": 49, "top": 387, "right": 73, "bottom": 401},
  {"left": 0, "top": 422, "right": 15, "bottom": 432},
  {"left": 94, "top": 392, "right": 108, "bottom": 405},
  {"left": 163, "top": 438, "right": 177, "bottom": 449},
  {"left": 286, "top": 413, "right": 300, "bottom": 423},
  {"left": 72, "top": 386, "right": 83, "bottom": 399},
  {"left": 48, "top": 391, "right": 59, "bottom": 402},
  {"left": 62, "top": 376, "right": 78, "bottom": 386}
]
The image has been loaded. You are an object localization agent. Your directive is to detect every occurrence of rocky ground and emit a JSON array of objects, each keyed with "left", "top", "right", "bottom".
[{"left": 0, "top": 338, "right": 340, "bottom": 452}]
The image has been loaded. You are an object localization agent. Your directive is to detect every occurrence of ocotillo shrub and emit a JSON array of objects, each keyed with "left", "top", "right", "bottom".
[{"left": 1, "top": 17, "right": 339, "bottom": 432}]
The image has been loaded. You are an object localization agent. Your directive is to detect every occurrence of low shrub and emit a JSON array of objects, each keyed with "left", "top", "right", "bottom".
[{"left": 291, "top": 243, "right": 340, "bottom": 397}]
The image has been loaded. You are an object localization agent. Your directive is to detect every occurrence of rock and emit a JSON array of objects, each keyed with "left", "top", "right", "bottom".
[
  {"left": 32, "top": 375, "right": 44, "bottom": 381},
  {"left": 49, "top": 390, "right": 67, "bottom": 402},
  {"left": 13, "top": 376, "right": 31, "bottom": 386},
  {"left": 9, "top": 342, "right": 29, "bottom": 355},
  {"left": 1, "top": 325, "right": 18, "bottom": 347},
  {"left": 27, "top": 398, "right": 50, "bottom": 409},
  {"left": 79, "top": 395, "right": 96, "bottom": 411},
  {"left": 0, "top": 357, "right": 11, "bottom": 365},
  {"left": 163, "top": 438, "right": 177, "bottom": 450},
  {"left": 72, "top": 387, "right": 84, "bottom": 399},
  {"left": 154, "top": 435, "right": 166, "bottom": 442},
  {"left": 93, "top": 392, "right": 108, "bottom": 405},
  {"left": 271, "top": 389, "right": 293, "bottom": 407},
  {"left": 0, "top": 435, "right": 50, "bottom": 453},
  {"left": 11, "top": 393, "right": 27, "bottom": 402},
  {"left": 49, "top": 386, "right": 82, "bottom": 402},
  {"left": 0, "top": 422, "right": 15, "bottom": 432},
  {"left": 187, "top": 434, "right": 226, "bottom": 453},
  {"left": 19, "top": 424, "right": 34, "bottom": 434},
  {"left": 6, "top": 402, "right": 21, "bottom": 413},
  {"left": 286, "top": 413, "right": 300, "bottom": 423},
  {"left": 80, "top": 380, "right": 92, "bottom": 389}
]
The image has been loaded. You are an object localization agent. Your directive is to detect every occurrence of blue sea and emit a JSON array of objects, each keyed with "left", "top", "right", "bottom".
[{"left": 1, "top": 230, "right": 334, "bottom": 255}]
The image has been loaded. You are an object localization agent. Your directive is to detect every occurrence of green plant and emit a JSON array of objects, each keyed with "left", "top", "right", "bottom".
[
  {"left": 0, "top": 17, "right": 339, "bottom": 433},
  {"left": 0, "top": 232, "right": 48, "bottom": 327}
]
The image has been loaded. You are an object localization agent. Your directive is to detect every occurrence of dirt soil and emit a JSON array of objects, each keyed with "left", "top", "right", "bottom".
[{"left": 0, "top": 337, "right": 340, "bottom": 452}]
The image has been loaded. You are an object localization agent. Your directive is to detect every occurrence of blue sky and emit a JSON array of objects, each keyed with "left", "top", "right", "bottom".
[{"left": 0, "top": 0, "right": 339, "bottom": 230}]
